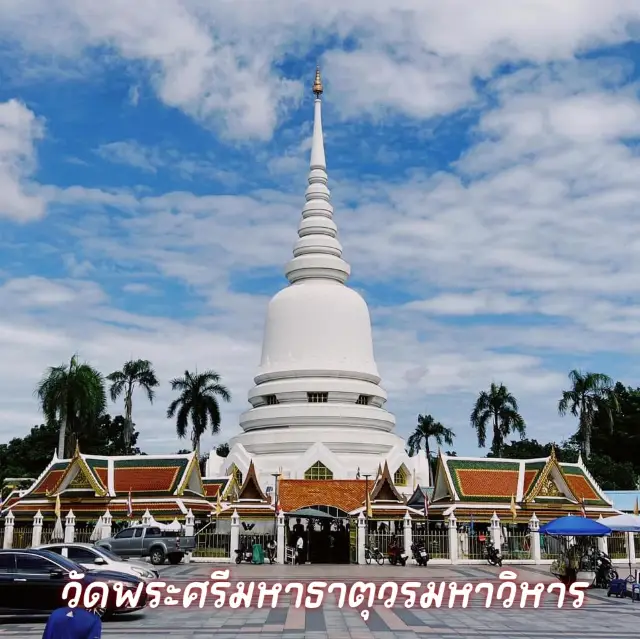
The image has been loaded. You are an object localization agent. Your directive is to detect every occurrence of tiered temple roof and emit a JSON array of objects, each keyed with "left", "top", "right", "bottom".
[
  {"left": 1, "top": 446, "right": 213, "bottom": 520},
  {"left": 429, "top": 449, "right": 617, "bottom": 523}
]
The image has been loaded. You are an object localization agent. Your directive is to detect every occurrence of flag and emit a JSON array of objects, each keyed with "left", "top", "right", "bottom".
[
  {"left": 215, "top": 491, "right": 222, "bottom": 517},
  {"left": 423, "top": 490, "right": 429, "bottom": 518},
  {"left": 54, "top": 493, "right": 61, "bottom": 519},
  {"left": 510, "top": 494, "right": 517, "bottom": 522},
  {"left": 356, "top": 468, "right": 360, "bottom": 480},
  {"left": 366, "top": 492, "right": 373, "bottom": 518},
  {"left": 126, "top": 488, "right": 133, "bottom": 517},
  {"left": 469, "top": 514, "right": 474, "bottom": 534},
  {"left": 274, "top": 499, "right": 280, "bottom": 517},
  {"left": 580, "top": 499, "right": 587, "bottom": 517},
  {"left": 634, "top": 498, "right": 639, "bottom": 516}
]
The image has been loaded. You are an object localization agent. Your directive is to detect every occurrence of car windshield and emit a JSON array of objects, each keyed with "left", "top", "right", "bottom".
[
  {"left": 96, "top": 547, "right": 122, "bottom": 561},
  {"left": 37, "top": 549, "right": 83, "bottom": 572}
]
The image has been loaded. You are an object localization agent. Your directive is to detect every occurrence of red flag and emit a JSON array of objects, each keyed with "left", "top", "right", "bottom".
[
  {"left": 275, "top": 500, "right": 280, "bottom": 516},
  {"left": 424, "top": 490, "right": 429, "bottom": 518},
  {"left": 127, "top": 488, "right": 133, "bottom": 518}
]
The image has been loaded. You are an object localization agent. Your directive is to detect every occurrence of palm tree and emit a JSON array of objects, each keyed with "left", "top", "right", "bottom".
[
  {"left": 407, "top": 414, "right": 455, "bottom": 461},
  {"left": 34, "top": 354, "right": 107, "bottom": 458},
  {"left": 167, "top": 370, "right": 231, "bottom": 455},
  {"left": 470, "top": 382, "right": 526, "bottom": 456},
  {"left": 558, "top": 370, "right": 619, "bottom": 460},
  {"left": 407, "top": 414, "right": 455, "bottom": 485},
  {"left": 107, "top": 359, "right": 159, "bottom": 447}
]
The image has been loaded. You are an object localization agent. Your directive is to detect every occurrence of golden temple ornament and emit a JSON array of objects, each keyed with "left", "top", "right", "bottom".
[{"left": 313, "top": 67, "right": 323, "bottom": 97}]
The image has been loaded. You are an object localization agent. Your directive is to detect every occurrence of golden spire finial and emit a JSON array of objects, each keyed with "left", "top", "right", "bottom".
[{"left": 312, "top": 66, "right": 323, "bottom": 97}]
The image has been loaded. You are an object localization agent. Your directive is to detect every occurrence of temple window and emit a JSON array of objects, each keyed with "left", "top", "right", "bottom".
[
  {"left": 356, "top": 395, "right": 370, "bottom": 405},
  {"left": 304, "top": 461, "right": 334, "bottom": 480},
  {"left": 394, "top": 466, "right": 408, "bottom": 486},
  {"left": 227, "top": 464, "right": 243, "bottom": 486},
  {"left": 307, "top": 392, "right": 328, "bottom": 403},
  {"left": 265, "top": 395, "right": 279, "bottom": 405}
]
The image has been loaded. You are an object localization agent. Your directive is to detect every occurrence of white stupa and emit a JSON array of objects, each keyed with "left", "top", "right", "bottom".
[{"left": 206, "top": 69, "right": 430, "bottom": 496}]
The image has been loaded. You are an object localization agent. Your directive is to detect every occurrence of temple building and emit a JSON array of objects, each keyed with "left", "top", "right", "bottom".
[{"left": 205, "top": 68, "right": 430, "bottom": 496}]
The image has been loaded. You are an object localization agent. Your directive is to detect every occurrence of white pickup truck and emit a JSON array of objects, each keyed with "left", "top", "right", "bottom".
[{"left": 95, "top": 524, "right": 196, "bottom": 565}]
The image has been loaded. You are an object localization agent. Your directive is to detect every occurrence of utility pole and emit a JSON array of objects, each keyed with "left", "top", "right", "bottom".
[
  {"left": 271, "top": 473, "right": 280, "bottom": 538},
  {"left": 363, "top": 474, "right": 371, "bottom": 540}
]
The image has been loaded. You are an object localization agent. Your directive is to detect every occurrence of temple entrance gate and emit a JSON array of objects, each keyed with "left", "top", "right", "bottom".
[{"left": 286, "top": 505, "right": 352, "bottom": 564}]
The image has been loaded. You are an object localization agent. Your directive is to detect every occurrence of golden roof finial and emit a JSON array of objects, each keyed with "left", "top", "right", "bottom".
[
  {"left": 549, "top": 444, "right": 556, "bottom": 460},
  {"left": 312, "top": 66, "right": 323, "bottom": 97}
]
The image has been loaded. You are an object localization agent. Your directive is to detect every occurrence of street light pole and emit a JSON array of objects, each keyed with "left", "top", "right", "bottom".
[
  {"left": 363, "top": 474, "right": 371, "bottom": 540},
  {"left": 271, "top": 473, "right": 280, "bottom": 538}
]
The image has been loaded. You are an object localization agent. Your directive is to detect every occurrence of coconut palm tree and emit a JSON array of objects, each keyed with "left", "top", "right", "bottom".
[
  {"left": 34, "top": 354, "right": 107, "bottom": 458},
  {"left": 167, "top": 370, "right": 231, "bottom": 455},
  {"left": 407, "top": 414, "right": 455, "bottom": 461},
  {"left": 106, "top": 359, "right": 159, "bottom": 447},
  {"left": 558, "top": 369, "right": 619, "bottom": 460},
  {"left": 470, "top": 382, "right": 526, "bottom": 456}
]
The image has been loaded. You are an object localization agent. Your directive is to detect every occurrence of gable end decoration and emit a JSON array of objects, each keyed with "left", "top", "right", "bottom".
[{"left": 370, "top": 461, "right": 405, "bottom": 503}]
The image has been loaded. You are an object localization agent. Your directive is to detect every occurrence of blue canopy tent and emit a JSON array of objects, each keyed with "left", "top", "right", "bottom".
[{"left": 540, "top": 516, "right": 611, "bottom": 536}]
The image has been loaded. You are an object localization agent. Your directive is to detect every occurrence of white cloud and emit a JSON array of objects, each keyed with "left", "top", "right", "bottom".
[
  {"left": 0, "top": 99, "right": 46, "bottom": 221},
  {"left": 404, "top": 291, "right": 529, "bottom": 316}
]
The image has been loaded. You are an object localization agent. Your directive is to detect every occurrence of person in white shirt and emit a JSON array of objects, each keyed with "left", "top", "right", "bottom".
[{"left": 295, "top": 534, "right": 304, "bottom": 565}]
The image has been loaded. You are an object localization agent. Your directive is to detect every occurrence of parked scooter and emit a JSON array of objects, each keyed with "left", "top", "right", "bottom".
[
  {"left": 235, "top": 542, "right": 254, "bottom": 564},
  {"left": 485, "top": 539, "right": 503, "bottom": 567},
  {"left": 388, "top": 540, "right": 408, "bottom": 566},
  {"left": 411, "top": 541, "right": 429, "bottom": 566},
  {"left": 595, "top": 550, "right": 618, "bottom": 588}
]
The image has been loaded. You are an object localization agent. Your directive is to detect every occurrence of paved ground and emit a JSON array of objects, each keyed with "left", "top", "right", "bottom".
[{"left": 1, "top": 563, "right": 639, "bottom": 637}]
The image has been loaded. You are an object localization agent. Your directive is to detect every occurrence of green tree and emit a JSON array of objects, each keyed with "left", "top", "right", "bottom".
[
  {"left": 407, "top": 414, "right": 455, "bottom": 462},
  {"left": 107, "top": 359, "right": 159, "bottom": 448},
  {"left": 558, "top": 370, "right": 619, "bottom": 460},
  {"left": 491, "top": 438, "right": 576, "bottom": 463},
  {"left": 216, "top": 442, "right": 230, "bottom": 458},
  {"left": 167, "top": 370, "right": 231, "bottom": 455},
  {"left": 470, "top": 382, "right": 526, "bottom": 456},
  {"left": 34, "top": 354, "right": 107, "bottom": 458},
  {"left": 80, "top": 414, "right": 143, "bottom": 456}
]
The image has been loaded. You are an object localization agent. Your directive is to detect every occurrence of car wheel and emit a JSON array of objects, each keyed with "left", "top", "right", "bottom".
[
  {"left": 95, "top": 608, "right": 113, "bottom": 621},
  {"left": 150, "top": 549, "right": 165, "bottom": 565}
]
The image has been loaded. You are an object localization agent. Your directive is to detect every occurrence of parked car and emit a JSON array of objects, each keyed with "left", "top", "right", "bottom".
[
  {"left": 0, "top": 548, "right": 147, "bottom": 619},
  {"left": 37, "top": 543, "right": 159, "bottom": 581},
  {"left": 96, "top": 524, "right": 196, "bottom": 565}
]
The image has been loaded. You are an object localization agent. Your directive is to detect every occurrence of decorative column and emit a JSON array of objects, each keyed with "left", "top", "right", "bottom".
[
  {"left": 3, "top": 511, "right": 15, "bottom": 549},
  {"left": 403, "top": 511, "right": 412, "bottom": 562},
  {"left": 101, "top": 509, "right": 112, "bottom": 540},
  {"left": 627, "top": 532, "right": 636, "bottom": 566},
  {"left": 490, "top": 512, "right": 501, "bottom": 550},
  {"left": 141, "top": 509, "right": 153, "bottom": 526},
  {"left": 597, "top": 515, "right": 608, "bottom": 555},
  {"left": 230, "top": 510, "right": 240, "bottom": 560},
  {"left": 32, "top": 510, "right": 44, "bottom": 548},
  {"left": 183, "top": 509, "right": 195, "bottom": 564},
  {"left": 448, "top": 513, "right": 458, "bottom": 564},
  {"left": 64, "top": 510, "right": 76, "bottom": 543},
  {"left": 529, "top": 513, "right": 541, "bottom": 564},
  {"left": 276, "top": 513, "right": 286, "bottom": 564},
  {"left": 357, "top": 512, "right": 366, "bottom": 565}
]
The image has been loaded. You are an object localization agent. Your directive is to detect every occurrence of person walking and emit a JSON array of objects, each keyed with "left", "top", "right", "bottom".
[{"left": 42, "top": 606, "right": 102, "bottom": 639}]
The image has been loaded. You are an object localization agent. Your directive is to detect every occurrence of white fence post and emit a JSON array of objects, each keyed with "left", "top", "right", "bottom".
[
  {"left": 403, "top": 511, "right": 412, "bottom": 563},
  {"left": 276, "top": 513, "right": 286, "bottom": 564},
  {"left": 101, "top": 509, "right": 112, "bottom": 539},
  {"left": 357, "top": 512, "right": 366, "bottom": 565},
  {"left": 529, "top": 513, "right": 541, "bottom": 564},
  {"left": 627, "top": 532, "right": 636, "bottom": 565},
  {"left": 597, "top": 515, "right": 608, "bottom": 555},
  {"left": 64, "top": 510, "right": 76, "bottom": 543},
  {"left": 490, "top": 512, "right": 501, "bottom": 550},
  {"left": 230, "top": 510, "right": 240, "bottom": 560},
  {"left": 32, "top": 510, "right": 44, "bottom": 548},
  {"left": 448, "top": 513, "right": 458, "bottom": 564},
  {"left": 3, "top": 511, "right": 15, "bottom": 549}
]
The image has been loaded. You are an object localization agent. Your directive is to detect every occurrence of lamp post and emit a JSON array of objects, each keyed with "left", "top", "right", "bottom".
[
  {"left": 271, "top": 472, "right": 280, "bottom": 538},
  {"left": 363, "top": 474, "right": 371, "bottom": 538}
]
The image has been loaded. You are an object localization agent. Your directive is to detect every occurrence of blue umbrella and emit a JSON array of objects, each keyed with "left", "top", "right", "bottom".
[{"left": 540, "top": 515, "right": 611, "bottom": 536}]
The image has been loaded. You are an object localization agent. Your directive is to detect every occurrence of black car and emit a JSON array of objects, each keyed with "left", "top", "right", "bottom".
[{"left": 0, "top": 548, "right": 147, "bottom": 619}]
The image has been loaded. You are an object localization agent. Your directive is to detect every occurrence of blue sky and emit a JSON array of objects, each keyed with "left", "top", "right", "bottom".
[{"left": 1, "top": 1, "right": 640, "bottom": 457}]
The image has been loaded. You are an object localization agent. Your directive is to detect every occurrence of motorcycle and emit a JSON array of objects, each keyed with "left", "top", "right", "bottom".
[
  {"left": 485, "top": 540, "right": 503, "bottom": 567},
  {"left": 235, "top": 542, "right": 254, "bottom": 564},
  {"left": 411, "top": 541, "right": 429, "bottom": 566},
  {"left": 388, "top": 541, "right": 408, "bottom": 566},
  {"left": 595, "top": 551, "right": 618, "bottom": 588}
]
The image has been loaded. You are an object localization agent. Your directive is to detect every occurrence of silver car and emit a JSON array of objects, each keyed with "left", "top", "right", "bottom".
[{"left": 37, "top": 543, "right": 159, "bottom": 581}]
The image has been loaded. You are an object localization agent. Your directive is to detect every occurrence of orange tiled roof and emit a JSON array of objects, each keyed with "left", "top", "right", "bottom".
[
  {"left": 454, "top": 467, "right": 519, "bottom": 500},
  {"left": 563, "top": 472, "right": 600, "bottom": 502},
  {"left": 279, "top": 479, "right": 366, "bottom": 513},
  {"left": 113, "top": 464, "right": 183, "bottom": 493},
  {"left": 522, "top": 469, "right": 538, "bottom": 495},
  {"left": 30, "top": 464, "right": 68, "bottom": 495}
]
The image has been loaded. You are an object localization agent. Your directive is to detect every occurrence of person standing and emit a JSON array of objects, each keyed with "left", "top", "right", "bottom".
[
  {"left": 42, "top": 607, "right": 102, "bottom": 639},
  {"left": 295, "top": 534, "right": 305, "bottom": 565}
]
